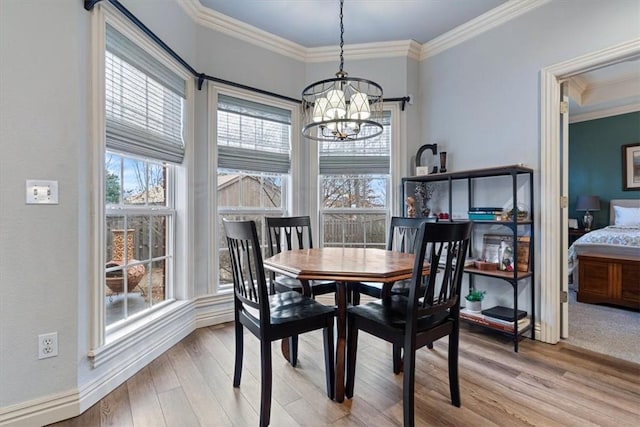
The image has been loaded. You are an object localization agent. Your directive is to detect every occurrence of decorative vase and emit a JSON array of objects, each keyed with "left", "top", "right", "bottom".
[
  {"left": 439, "top": 151, "right": 447, "bottom": 173},
  {"left": 105, "top": 229, "right": 146, "bottom": 294},
  {"left": 467, "top": 300, "right": 482, "bottom": 312}
]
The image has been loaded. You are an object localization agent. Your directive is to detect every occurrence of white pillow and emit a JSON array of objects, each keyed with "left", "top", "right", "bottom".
[{"left": 613, "top": 206, "right": 640, "bottom": 226}]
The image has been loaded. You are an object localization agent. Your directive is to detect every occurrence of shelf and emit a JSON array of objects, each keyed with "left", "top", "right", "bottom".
[
  {"left": 402, "top": 164, "right": 535, "bottom": 352},
  {"left": 466, "top": 219, "right": 533, "bottom": 225},
  {"left": 464, "top": 267, "right": 533, "bottom": 281},
  {"left": 460, "top": 315, "right": 533, "bottom": 336},
  {"left": 404, "top": 164, "right": 533, "bottom": 183},
  {"left": 459, "top": 309, "right": 532, "bottom": 335}
]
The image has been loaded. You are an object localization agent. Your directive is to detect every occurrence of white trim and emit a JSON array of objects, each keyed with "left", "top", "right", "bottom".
[
  {"left": 305, "top": 40, "right": 422, "bottom": 63},
  {"left": 421, "top": 0, "right": 550, "bottom": 60},
  {"left": 89, "top": 301, "right": 194, "bottom": 367},
  {"left": 89, "top": 1, "right": 195, "bottom": 353},
  {"left": 569, "top": 102, "right": 640, "bottom": 123},
  {"left": 89, "top": 2, "right": 107, "bottom": 350},
  {"left": 178, "top": 0, "right": 548, "bottom": 63},
  {"left": 0, "top": 295, "right": 233, "bottom": 427},
  {"left": 193, "top": 293, "right": 235, "bottom": 328},
  {"left": 179, "top": 0, "right": 306, "bottom": 61},
  {"left": 539, "top": 38, "right": 640, "bottom": 344},
  {"left": 208, "top": 83, "right": 299, "bottom": 293}
]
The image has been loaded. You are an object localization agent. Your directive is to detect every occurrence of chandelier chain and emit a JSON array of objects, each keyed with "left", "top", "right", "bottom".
[{"left": 339, "top": 0, "right": 344, "bottom": 73}]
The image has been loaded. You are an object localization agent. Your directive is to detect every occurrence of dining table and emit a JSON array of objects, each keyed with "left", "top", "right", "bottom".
[{"left": 263, "top": 247, "right": 429, "bottom": 403}]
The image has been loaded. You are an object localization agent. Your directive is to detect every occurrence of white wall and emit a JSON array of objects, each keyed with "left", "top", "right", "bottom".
[
  {"left": 2, "top": 0, "right": 638, "bottom": 423},
  {"left": 416, "top": 0, "right": 640, "bottom": 311},
  {"left": 0, "top": 0, "right": 413, "bottom": 422},
  {"left": 0, "top": 0, "right": 87, "bottom": 408}
]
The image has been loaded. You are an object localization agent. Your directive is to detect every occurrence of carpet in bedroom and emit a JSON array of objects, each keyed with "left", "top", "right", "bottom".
[{"left": 566, "top": 289, "right": 640, "bottom": 364}]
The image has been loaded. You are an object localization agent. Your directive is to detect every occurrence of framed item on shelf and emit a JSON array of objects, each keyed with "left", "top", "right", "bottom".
[
  {"left": 622, "top": 143, "right": 640, "bottom": 191},
  {"left": 481, "top": 234, "right": 530, "bottom": 272}
]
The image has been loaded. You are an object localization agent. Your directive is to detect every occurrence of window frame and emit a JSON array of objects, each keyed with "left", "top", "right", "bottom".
[
  {"left": 90, "top": 4, "right": 194, "bottom": 352},
  {"left": 315, "top": 104, "right": 401, "bottom": 248},
  {"left": 209, "top": 84, "right": 300, "bottom": 294}
]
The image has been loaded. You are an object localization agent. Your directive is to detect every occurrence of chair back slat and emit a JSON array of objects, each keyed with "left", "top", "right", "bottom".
[
  {"left": 407, "top": 222, "right": 472, "bottom": 324},
  {"left": 223, "top": 219, "right": 269, "bottom": 316},
  {"left": 387, "top": 216, "right": 437, "bottom": 253},
  {"left": 266, "top": 216, "right": 314, "bottom": 256}
]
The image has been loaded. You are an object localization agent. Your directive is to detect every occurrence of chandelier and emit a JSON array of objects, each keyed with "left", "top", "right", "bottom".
[{"left": 301, "top": 0, "right": 383, "bottom": 141}]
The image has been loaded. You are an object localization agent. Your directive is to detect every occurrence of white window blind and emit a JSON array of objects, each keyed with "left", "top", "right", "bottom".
[
  {"left": 105, "top": 24, "right": 186, "bottom": 164},
  {"left": 217, "top": 94, "right": 291, "bottom": 174},
  {"left": 319, "top": 111, "right": 391, "bottom": 175}
]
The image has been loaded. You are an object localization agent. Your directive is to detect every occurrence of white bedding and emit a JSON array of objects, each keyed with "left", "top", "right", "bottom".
[
  {"left": 568, "top": 225, "right": 640, "bottom": 274},
  {"left": 568, "top": 199, "right": 640, "bottom": 288}
]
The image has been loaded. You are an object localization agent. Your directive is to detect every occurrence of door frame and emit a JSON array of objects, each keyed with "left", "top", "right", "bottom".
[{"left": 539, "top": 38, "right": 640, "bottom": 344}]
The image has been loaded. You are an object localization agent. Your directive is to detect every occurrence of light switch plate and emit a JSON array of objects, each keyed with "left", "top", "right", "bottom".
[{"left": 26, "top": 180, "right": 59, "bottom": 204}]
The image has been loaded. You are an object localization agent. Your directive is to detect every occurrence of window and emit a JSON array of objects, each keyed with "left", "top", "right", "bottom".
[
  {"left": 105, "top": 153, "right": 173, "bottom": 327},
  {"left": 319, "top": 111, "right": 392, "bottom": 248},
  {"left": 102, "top": 22, "right": 188, "bottom": 330},
  {"left": 214, "top": 91, "right": 293, "bottom": 289}
]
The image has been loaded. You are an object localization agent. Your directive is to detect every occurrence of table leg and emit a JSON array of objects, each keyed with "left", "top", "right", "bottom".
[{"left": 334, "top": 282, "right": 347, "bottom": 402}]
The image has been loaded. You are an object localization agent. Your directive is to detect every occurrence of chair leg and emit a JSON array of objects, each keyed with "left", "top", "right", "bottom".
[
  {"left": 323, "top": 322, "right": 335, "bottom": 400},
  {"left": 350, "top": 283, "right": 360, "bottom": 306},
  {"left": 392, "top": 344, "right": 402, "bottom": 374},
  {"left": 259, "top": 339, "right": 273, "bottom": 427},
  {"left": 233, "top": 321, "right": 243, "bottom": 387},
  {"left": 448, "top": 326, "right": 461, "bottom": 407},
  {"left": 402, "top": 344, "right": 417, "bottom": 427},
  {"left": 345, "top": 320, "right": 358, "bottom": 398},
  {"left": 288, "top": 335, "right": 298, "bottom": 367}
]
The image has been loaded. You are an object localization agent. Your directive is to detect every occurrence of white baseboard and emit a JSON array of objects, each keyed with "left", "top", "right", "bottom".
[{"left": 0, "top": 294, "right": 234, "bottom": 427}]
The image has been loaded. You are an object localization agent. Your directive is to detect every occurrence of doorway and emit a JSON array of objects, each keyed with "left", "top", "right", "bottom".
[{"left": 538, "top": 38, "right": 640, "bottom": 345}]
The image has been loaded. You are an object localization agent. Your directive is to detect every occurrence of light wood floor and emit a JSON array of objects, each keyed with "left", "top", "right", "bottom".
[{"left": 48, "top": 320, "right": 640, "bottom": 427}]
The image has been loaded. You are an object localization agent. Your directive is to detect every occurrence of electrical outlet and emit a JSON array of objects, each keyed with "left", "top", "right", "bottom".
[{"left": 38, "top": 332, "right": 58, "bottom": 359}]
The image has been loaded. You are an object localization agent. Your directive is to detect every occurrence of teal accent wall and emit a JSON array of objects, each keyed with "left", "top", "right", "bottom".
[{"left": 569, "top": 112, "right": 640, "bottom": 227}]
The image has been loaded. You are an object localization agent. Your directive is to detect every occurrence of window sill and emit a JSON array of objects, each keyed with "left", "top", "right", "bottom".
[{"left": 88, "top": 300, "right": 194, "bottom": 368}]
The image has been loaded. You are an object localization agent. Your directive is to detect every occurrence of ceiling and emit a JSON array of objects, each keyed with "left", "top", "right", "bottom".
[
  {"left": 198, "top": 0, "right": 506, "bottom": 47},
  {"left": 195, "top": 0, "right": 640, "bottom": 121}
]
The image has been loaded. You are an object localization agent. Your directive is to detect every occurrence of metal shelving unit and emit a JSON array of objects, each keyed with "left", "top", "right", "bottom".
[{"left": 402, "top": 164, "right": 535, "bottom": 351}]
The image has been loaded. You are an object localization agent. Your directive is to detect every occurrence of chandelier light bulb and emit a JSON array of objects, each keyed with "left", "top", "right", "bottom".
[
  {"left": 348, "top": 91, "right": 370, "bottom": 120},
  {"left": 325, "top": 88, "right": 346, "bottom": 118},
  {"left": 313, "top": 97, "right": 329, "bottom": 122}
]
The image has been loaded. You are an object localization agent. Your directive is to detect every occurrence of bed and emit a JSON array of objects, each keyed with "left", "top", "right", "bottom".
[{"left": 568, "top": 199, "right": 640, "bottom": 309}]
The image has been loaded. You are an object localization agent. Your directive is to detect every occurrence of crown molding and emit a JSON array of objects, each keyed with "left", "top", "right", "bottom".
[
  {"left": 178, "top": 0, "right": 549, "bottom": 63},
  {"left": 420, "top": 0, "right": 551, "bottom": 60},
  {"left": 305, "top": 40, "right": 422, "bottom": 63},
  {"left": 568, "top": 75, "right": 588, "bottom": 105},
  {"left": 569, "top": 103, "right": 640, "bottom": 123},
  {"left": 177, "top": 0, "right": 307, "bottom": 61}
]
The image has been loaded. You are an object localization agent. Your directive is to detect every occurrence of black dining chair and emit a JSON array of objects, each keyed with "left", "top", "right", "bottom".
[
  {"left": 223, "top": 219, "right": 335, "bottom": 427},
  {"left": 353, "top": 216, "right": 437, "bottom": 304},
  {"left": 345, "top": 221, "right": 472, "bottom": 427},
  {"left": 265, "top": 216, "right": 338, "bottom": 366}
]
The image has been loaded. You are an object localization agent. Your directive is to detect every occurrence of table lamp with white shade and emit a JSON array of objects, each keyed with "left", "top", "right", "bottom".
[{"left": 575, "top": 195, "right": 600, "bottom": 231}]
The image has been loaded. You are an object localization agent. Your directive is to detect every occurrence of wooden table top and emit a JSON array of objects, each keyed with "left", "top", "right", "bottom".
[{"left": 263, "top": 247, "right": 427, "bottom": 283}]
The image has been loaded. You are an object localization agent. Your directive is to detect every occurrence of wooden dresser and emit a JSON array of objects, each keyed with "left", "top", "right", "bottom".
[{"left": 577, "top": 253, "right": 640, "bottom": 309}]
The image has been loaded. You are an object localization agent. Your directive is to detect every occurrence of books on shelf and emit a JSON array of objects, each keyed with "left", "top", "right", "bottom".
[
  {"left": 481, "top": 305, "right": 527, "bottom": 321},
  {"left": 459, "top": 308, "right": 530, "bottom": 332},
  {"left": 468, "top": 207, "right": 504, "bottom": 221},
  {"left": 468, "top": 213, "right": 500, "bottom": 220},
  {"left": 469, "top": 207, "right": 504, "bottom": 213},
  {"left": 468, "top": 206, "right": 504, "bottom": 221}
]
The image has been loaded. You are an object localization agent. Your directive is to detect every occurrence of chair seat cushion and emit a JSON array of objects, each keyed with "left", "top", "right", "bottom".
[
  {"left": 269, "top": 291, "right": 335, "bottom": 324},
  {"left": 274, "top": 275, "right": 336, "bottom": 296},
  {"left": 356, "top": 279, "right": 420, "bottom": 298},
  {"left": 348, "top": 295, "right": 449, "bottom": 331}
]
